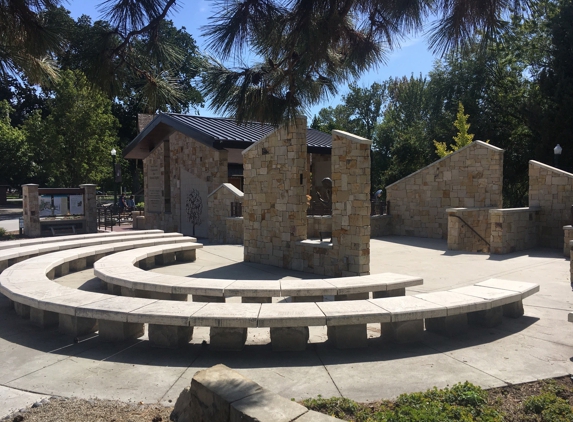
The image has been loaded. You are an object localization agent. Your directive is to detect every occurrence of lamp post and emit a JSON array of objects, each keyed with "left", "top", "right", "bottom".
[
  {"left": 554, "top": 144, "right": 562, "bottom": 168},
  {"left": 111, "top": 148, "right": 117, "bottom": 208}
]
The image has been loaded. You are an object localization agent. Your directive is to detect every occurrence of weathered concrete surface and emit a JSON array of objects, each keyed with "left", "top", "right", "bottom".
[{"left": 1, "top": 238, "right": 573, "bottom": 417}]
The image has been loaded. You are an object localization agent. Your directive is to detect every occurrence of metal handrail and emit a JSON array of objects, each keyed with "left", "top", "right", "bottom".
[{"left": 450, "top": 215, "right": 490, "bottom": 247}]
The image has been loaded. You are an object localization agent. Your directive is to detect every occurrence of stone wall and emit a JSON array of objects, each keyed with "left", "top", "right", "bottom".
[
  {"left": 307, "top": 215, "right": 332, "bottom": 239},
  {"left": 143, "top": 132, "right": 228, "bottom": 236},
  {"left": 243, "top": 120, "right": 371, "bottom": 277},
  {"left": 170, "top": 364, "right": 341, "bottom": 422},
  {"left": 225, "top": 217, "right": 243, "bottom": 244},
  {"left": 446, "top": 208, "right": 492, "bottom": 253},
  {"left": 242, "top": 117, "right": 309, "bottom": 269},
  {"left": 489, "top": 207, "right": 540, "bottom": 254},
  {"left": 529, "top": 161, "right": 573, "bottom": 249},
  {"left": 208, "top": 183, "right": 244, "bottom": 244},
  {"left": 386, "top": 141, "right": 504, "bottom": 239},
  {"left": 22, "top": 184, "right": 40, "bottom": 237},
  {"left": 564, "top": 226, "right": 573, "bottom": 257},
  {"left": 371, "top": 215, "right": 392, "bottom": 237}
]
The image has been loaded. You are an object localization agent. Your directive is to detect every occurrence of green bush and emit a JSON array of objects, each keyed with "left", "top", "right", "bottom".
[
  {"left": 0, "top": 227, "right": 6, "bottom": 237},
  {"left": 135, "top": 202, "right": 144, "bottom": 211},
  {"left": 523, "top": 392, "right": 573, "bottom": 421},
  {"left": 304, "top": 383, "right": 502, "bottom": 422}
]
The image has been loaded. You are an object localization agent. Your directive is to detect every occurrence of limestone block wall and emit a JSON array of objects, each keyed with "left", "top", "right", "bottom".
[
  {"left": 371, "top": 215, "right": 392, "bottom": 237},
  {"left": 294, "top": 130, "right": 371, "bottom": 276},
  {"left": 243, "top": 121, "right": 371, "bottom": 276},
  {"left": 225, "top": 217, "right": 243, "bottom": 244},
  {"left": 242, "top": 117, "right": 309, "bottom": 269},
  {"left": 143, "top": 132, "right": 228, "bottom": 236},
  {"left": 564, "top": 226, "right": 573, "bottom": 257},
  {"left": 386, "top": 141, "right": 503, "bottom": 239},
  {"left": 489, "top": 207, "right": 540, "bottom": 254},
  {"left": 22, "top": 184, "right": 40, "bottom": 237},
  {"left": 446, "top": 208, "right": 492, "bottom": 253},
  {"left": 529, "top": 161, "right": 573, "bottom": 249},
  {"left": 207, "top": 183, "right": 244, "bottom": 244},
  {"left": 80, "top": 184, "right": 97, "bottom": 233},
  {"left": 307, "top": 215, "right": 332, "bottom": 238}
]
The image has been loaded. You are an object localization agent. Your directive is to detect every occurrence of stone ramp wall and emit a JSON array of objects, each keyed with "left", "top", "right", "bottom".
[
  {"left": 386, "top": 141, "right": 504, "bottom": 239},
  {"left": 446, "top": 207, "right": 492, "bottom": 253},
  {"left": 529, "top": 161, "right": 573, "bottom": 249},
  {"left": 489, "top": 207, "right": 540, "bottom": 254}
]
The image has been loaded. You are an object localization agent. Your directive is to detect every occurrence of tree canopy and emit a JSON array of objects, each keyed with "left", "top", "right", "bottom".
[{"left": 201, "top": 0, "right": 531, "bottom": 125}]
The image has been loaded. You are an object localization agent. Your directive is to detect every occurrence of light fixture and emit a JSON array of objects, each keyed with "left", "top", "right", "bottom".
[
  {"left": 554, "top": 144, "right": 562, "bottom": 168},
  {"left": 111, "top": 148, "right": 117, "bottom": 156}
]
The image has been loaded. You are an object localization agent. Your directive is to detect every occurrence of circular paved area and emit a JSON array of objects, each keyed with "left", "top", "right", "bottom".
[{"left": 1, "top": 236, "right": 572, "bottom": 416}]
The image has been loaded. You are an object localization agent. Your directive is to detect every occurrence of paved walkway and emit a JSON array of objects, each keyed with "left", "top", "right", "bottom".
[{"left": 1, "top": 237, "right": 572, "bottom": 416}]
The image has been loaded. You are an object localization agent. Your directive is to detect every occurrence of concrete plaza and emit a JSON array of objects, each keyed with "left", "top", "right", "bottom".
[{"left": 1, "top": 236, "right": 572, "bottom": 416}]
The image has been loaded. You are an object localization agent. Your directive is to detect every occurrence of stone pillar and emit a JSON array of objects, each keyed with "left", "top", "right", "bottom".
[
  {"left": 80, "top": 184, "right": 97, "bottom": 233},
  {"left": 59, "top": 314, "right": 98, "bottom": 336},
  {"left": 148, "top": 324, "right": 193, "bottom": 348},
  {"left": 30, "top": 308, "right": 59, "bottom": 328},
  {"left": 270, "top": 327, "right": 309, "bottom": 351},
  {"left": 564, "top": 226, "right": 573, "bottom": 257},
  {"left": 330, "top": 130, "right": 371, "bottom": 276},
  {"left": 22, "top": 184, "right": 40, "bottom": 238},
  {"left": 468, "top": 307, "right": 503, "bottom": 327},
  {"left": 98, "top": 320, "right": 145, "bottom": 342},
  {"left": 242, "top": 117, "right": 308, "bottom": 271},
  {"left": 327, "top": 325, "right": 367, "bottom": 348}
]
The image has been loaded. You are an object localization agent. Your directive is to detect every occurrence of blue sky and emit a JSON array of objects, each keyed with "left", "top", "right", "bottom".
[{"left": 66, "top": 0, "right": 439, "bottom": 119}]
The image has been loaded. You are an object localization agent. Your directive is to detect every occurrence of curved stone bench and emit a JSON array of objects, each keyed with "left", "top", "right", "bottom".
[
  {"left": 0, "top": 231, "right": 186, "bottom": 274},
  {"left": 0, "top": 243, "right": 539, "bottom": 351},
  {"left": 0, "top": 229, "right": 165, "bottom": 251},
  {"left": 93, "top": 244, "right": 423, "bottom": 302}
]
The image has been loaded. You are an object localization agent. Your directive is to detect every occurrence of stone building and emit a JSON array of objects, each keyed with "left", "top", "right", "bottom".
[{"left": 123, "top": 113, "right": 332, "bottom": 237}]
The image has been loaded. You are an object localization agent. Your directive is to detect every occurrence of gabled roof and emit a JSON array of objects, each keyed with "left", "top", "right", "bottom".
[{"left": 123, "top": 113, "right": 332, "bottom": 159}]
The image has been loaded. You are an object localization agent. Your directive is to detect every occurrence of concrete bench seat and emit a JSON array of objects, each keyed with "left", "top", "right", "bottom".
[
  {"left": 0, "top": 229, "right": 164, "bottom": 251},
  {"left": 0, "top": 241, "right": 538, "bottom": 351},
  {"left": 0, "top": 231, "right": 187, "bottom": 274},
  {"left": 93, "top": 245, "right": 423, "bottom": 302}
]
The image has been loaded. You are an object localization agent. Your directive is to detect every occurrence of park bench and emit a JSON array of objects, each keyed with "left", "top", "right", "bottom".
[
  {"left": 0, "top": 241, "right": 538, "bottom": 351},
  {"left": 49, "top": 225, "right": 76, "bottom": 236},
  {"left": 93, "top": 244, "right": 422, "bottom": 302},
  {"left": 0, "top": 232, "right": 188, "bottom": 274}
]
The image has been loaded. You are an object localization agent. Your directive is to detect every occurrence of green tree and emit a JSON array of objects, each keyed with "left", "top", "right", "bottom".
[
  {"left": 434, "top": 102, "right": 475, "bottom": 157},
  {"left": 23, "top": 70, "right": 119, "bottom": 187},
  {"left": 0, "top": 101, "right": 31, "bottom": 186},
  {"left": 201, "top": 0, "right": 531, "bottom": 125}
]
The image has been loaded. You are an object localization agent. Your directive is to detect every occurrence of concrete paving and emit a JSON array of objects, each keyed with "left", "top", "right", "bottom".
[{"left": 1, "top": 236, "right": 572, "bottom": 417}]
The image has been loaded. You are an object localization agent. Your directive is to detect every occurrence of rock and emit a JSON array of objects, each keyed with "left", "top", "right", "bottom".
[{"left": 170, "top": 387, "right": 192, "bottom": 422}]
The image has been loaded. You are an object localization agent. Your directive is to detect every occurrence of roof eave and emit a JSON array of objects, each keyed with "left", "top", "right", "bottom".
[{"left": 123, "top": 113, "right": 220, "bottom": 160}]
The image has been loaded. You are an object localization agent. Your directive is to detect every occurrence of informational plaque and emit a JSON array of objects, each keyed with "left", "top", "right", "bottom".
[
  {"left": 39, "top": 195, "right": 52, "bottom": 217},
  {"left": 147, "top": 164, "right": 162, "bottom": 213},
  {"left": 52, "top": 196, "right": 62, "bottom": 215},
  {"left": 69, "top": 195, "right": 84, "bottom": 215}
]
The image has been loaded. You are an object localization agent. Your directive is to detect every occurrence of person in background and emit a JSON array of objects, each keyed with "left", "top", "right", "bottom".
[
  {"left": 127, "top": 195, "right": 135, "bottom": 211},
  {"left": 119, "top": 193, "right": 128, "bottom": 212}
]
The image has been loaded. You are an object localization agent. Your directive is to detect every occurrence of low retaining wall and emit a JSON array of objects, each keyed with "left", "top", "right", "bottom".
[
  {"left": 225, "top": 217, "right": 243, "bottom": 244},
  {"left": 171, "top": 364, "right": 340, "bottom": 422},
  {"left": 489, "top": 207, "right": 540, "bottom": 254},
  {"left": 446, "top": 208, "right": 493, "bottom": 253},
  {"left": 371, "top": 215, "right": 392, "bottom": 237}
]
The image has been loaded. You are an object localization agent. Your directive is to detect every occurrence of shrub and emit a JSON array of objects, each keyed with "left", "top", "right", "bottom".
[
  {"left": 523, "top": 392, "right": 573, "bottom": 421},
  {"left": 0, "top": 227, "right": 6, "bottom": 237},
  {"left": 135, "top": 202, "right": 145, "bottom": 211}
]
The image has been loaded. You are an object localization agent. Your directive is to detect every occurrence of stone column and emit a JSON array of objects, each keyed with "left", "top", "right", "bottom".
[
  {"left": 330, "top": 130, "right": 371, "bottom": 276},
  {"left": 22, "top": 184, "right": 40, "bottom": 237},
  {"left": 80, "top": 184, "right": 97, "bottom": 233}
]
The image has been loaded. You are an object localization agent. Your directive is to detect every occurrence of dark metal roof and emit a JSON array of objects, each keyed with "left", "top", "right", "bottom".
[{"left": 123, "top": 112, "right": 332, "bottom": 159}]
